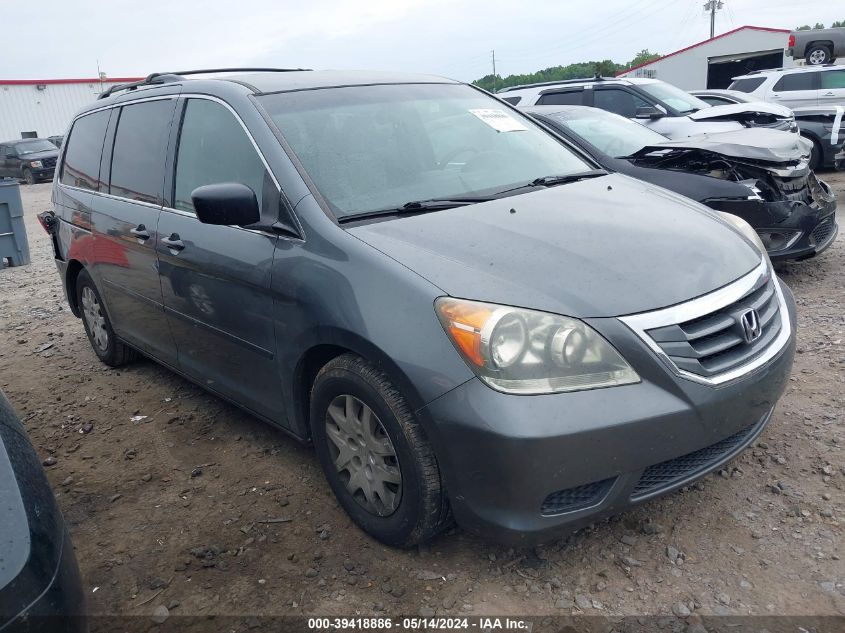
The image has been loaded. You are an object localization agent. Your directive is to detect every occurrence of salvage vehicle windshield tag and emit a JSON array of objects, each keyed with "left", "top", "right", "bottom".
[{"left": 469, "top": 109, "right": 528, "bottom": 132}]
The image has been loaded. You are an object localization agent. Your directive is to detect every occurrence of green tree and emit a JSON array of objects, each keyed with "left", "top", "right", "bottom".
[
  {"left": 473, "top": 60, "right": 624, "bottom": 93},
  {"left": 831, "top": 19, "right": 845, "bottom": 28},
  {"left": 797, "top": 22, "right": 827, "bottom": 30},
  {"left": 626, "top": 49, "right": 661, "bottom": 69}
]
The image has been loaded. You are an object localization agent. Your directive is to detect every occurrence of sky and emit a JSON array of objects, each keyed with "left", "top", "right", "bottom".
[{"left": 3, "top": 0, "right": 842, "bottom": 82}]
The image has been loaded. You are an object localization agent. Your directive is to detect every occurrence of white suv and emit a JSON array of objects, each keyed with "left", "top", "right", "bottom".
[
  {"left": 498, "top": 77, "right": 795, "bottom": 139},
  {"left": 729, "top": 65, "right": 845, "bottom": 108}
]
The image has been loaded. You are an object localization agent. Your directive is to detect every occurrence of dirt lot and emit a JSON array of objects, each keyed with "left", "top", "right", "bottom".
[{"left": 0, "top": 174, "right": 843, "bottom": 624}]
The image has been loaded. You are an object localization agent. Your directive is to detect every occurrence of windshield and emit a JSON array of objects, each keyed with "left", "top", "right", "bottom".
[
  {"left": 638, "top": 82, "right": 711, "bottom": 114},
  {"left": 544, "top": 108, "right": 668, "bottom": 158},
  {"left": 15, "top": 140, "right": 57, "bottom": 155},
  {"left": 258, "top": 83, "right": 590, "bottom": 219}
]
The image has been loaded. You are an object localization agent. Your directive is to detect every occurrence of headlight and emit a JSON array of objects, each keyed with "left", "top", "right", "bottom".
[
  {"left": 29, "top": 160, "right": 43, "bottom": 168},
  {"left": 435, "top": 298, "right": 640, "bottom": 395},
  {"left": 716, "top": 212, "right": 770, "bottom": 263}
]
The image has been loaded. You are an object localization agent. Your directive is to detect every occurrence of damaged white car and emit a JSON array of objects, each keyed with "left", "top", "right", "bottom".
[{"left": 498, "top": 77, "right": 797, "bottom": 139}]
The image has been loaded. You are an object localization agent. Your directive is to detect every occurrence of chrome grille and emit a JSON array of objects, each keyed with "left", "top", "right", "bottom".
[
  {"left": 645, "top": 275, "right": 781, "bottom": 378},
  {"left": 42, "top": 156, "right": 57, "bottom": 169},
  {"left": 619, "top": 261, "right": 791, "bottom": 386}
]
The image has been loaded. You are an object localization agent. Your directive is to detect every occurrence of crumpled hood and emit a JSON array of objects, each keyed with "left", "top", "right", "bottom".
[
  {"left": 640, "top": 129, "right": 813, "bottom": 164},
  {"left": 689, "top": 101, "right": 793, "bottom": 121},
  {"left": 349, "top": 174, "right": 761, "bottom": 318}
]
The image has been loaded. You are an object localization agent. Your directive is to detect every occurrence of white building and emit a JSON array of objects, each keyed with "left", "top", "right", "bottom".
[
  {"left": 617, "top": 25, "right": 794, "bottom": 90},
  {"left": 0, "top": 77, "right": 139, "bottom": 141}
]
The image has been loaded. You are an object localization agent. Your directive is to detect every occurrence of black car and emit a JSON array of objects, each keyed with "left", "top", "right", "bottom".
[
  {"left": 0, "top": 139, "right": 60, "bottom": 184},
  {"left": 0, "top": 390, "right": 86, "bottom": 631},
  {"left": 524, "top": 105, "right": 838, "bottom": 262}
]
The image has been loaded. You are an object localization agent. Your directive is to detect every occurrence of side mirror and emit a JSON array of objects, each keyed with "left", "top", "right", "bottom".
[
  {"left": 191, "top": 183, "right": 260, "bottom": 227},
  {"left": 634, "top": 106, "right": 665, "bottom": 120},
  {"left": 5, "top": 153, "right": 15, "bottom": 159}
]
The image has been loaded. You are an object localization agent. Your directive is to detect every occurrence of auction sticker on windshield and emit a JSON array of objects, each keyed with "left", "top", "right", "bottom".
[{"left": 469, "top": 109, "right": 528, "bottom": 132}]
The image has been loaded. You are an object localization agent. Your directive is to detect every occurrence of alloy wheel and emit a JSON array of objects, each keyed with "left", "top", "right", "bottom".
[
  {"left": 325, "top": 394, "right": 402, "bottom": 516},
  {"left": 809, "top": 49, "right": 827, "bottom": 64},
  {"left": 81, "top": 287, "right": 109, "bottom": 351}
]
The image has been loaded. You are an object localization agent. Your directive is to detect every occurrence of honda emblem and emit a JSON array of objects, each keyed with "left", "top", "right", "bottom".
[{"left": 739, "top": 309, "right": 762, "bottom": 344}]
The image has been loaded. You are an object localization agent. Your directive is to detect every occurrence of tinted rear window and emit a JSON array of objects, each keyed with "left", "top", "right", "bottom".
[
  {"left": 727, "top": 77, "right": 766, "bottom": 93},
  {"left": 109, "top": 100, "right": 175, "bottom": 205},
  {"left": 60, "top": 110, "right": 110, "bottom": 191},
  {"left": 773, "top": 72, "right": 817, "bottom": 92},
  {"left": 537, "top": 91, "right": 583, "bottom": 106},
  {"left": 821, "top": 69, "right": 845, "bottom": 89}
]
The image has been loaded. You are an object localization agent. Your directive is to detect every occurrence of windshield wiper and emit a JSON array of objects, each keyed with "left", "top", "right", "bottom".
[
  {"left": 337, "top": 196, "right": 493, "bottom": 223},
  {"left": 493, "top": 169, "right": 608, "bottom": 197}
]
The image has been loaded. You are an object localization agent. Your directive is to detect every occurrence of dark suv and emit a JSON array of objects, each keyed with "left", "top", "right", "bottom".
[
  {"left": 42, "top": 69, "right": 796, "bottom": 546},
  {"left": 0, "top": 138, "right": 60, "bottom": 184}
]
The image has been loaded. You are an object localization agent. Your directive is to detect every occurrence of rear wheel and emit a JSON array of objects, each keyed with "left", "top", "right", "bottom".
[
  {"left": 23, "top": 169, "right": 35, "bottom": 185},
  {"left": 310, "top": 354, "right": 452, "bottom": 546},
  {"left": 75, "top": 269, "right": 137, "bottom": 367},
  {"left": 805, "top": 44, "right": 832, "bottom": 65}
]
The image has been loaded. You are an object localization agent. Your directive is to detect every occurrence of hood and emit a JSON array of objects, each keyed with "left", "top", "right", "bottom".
[
  {"left": 607, "top": 156, "right": 753, "bottom": 202},
  {"left": 641, "top": 129, "right": 812, "bottom": 164},
  {"left": 349, "top": 174, "right": 761, "bottom": 318},
  {"left": 18, "top": 149, "right": 59, "bottom": 161},
  {"left": 690, "top": 101, "right": 793, "bottom": 121}
]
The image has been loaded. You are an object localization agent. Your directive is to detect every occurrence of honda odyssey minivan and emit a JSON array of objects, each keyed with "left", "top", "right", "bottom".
[{"left": 42, "top": 69, "right": 796, "bottom": 546}]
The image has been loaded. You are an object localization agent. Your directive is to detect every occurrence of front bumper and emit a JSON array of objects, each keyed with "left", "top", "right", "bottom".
[
  {"left": 420, "top": 281, "right": 796, "bottom": 545},
  {"left": 26, "top": 168, "right": 55, "bottom": 182},
  {"left": 707, "top": 178, "right": 838, "bottom": 262}
]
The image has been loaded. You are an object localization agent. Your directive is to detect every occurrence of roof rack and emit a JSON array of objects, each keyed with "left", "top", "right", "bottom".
[
  {"left": 498, "top": 75, "right": 615, "bottom": 93},
  {"left": 742, "top": 63, "right": 838, "bottom": 75},
  {"left": 98, "top": 67, "right": 311, "bottom": 99}
]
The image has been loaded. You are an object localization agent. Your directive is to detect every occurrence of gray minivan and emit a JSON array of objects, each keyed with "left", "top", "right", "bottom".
[{"left": 42, "top": 69, "right": 796, "bottom": 546}]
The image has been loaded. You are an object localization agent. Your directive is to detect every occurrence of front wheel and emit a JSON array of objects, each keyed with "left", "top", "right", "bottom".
[
  {"left": 75, "top": 269, "right": 137, "bottom": 367},
  {"left": 805, "top": 44, "right": 832, "bottom": 65},
  {"left": 23, "top": 169, "right": 35, "bottom": 185},
  {"left": 310, "top": 354, "right": 452, "bottom": 546}
]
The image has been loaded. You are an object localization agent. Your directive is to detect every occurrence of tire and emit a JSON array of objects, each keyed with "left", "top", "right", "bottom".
[
  {"left": 75, "top": 269, "right": 137, "bottom": 367},
  {"left": 310, "top": 354, "right": 452, "bottom": 547},
  {"left": 805, "top": 44, "right": 832, "bottom": 65},
  {"left": 23, "top": 169, "right": 35, "bottom": 185}
]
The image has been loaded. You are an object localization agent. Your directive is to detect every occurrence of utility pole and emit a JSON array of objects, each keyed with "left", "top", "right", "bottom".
[
  {"left": 703, "top": 0, "right": 724, "bottom": 38},
  {"left": 491, "top": 50, "right": 497, "bottom": 92}
]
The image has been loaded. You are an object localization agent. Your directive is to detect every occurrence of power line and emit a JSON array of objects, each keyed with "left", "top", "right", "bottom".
[{"left": 499, "top": 0, "right": 668, "bottom": 63}]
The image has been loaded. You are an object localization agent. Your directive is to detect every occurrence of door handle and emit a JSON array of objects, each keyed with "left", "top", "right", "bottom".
[
  {"left": 822, "top": 92, "right": 835, "bottom": 96},
  {"left": 130, "top": 224, "right": 150, "bottom": 240},
  {"left": 161, "top": 234, "right": 185, "bottom": 251}
]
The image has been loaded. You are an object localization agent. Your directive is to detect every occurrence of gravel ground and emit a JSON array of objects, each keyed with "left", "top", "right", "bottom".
[{"left": 0, "top": 174, "right": 843, "bottom": 623}]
